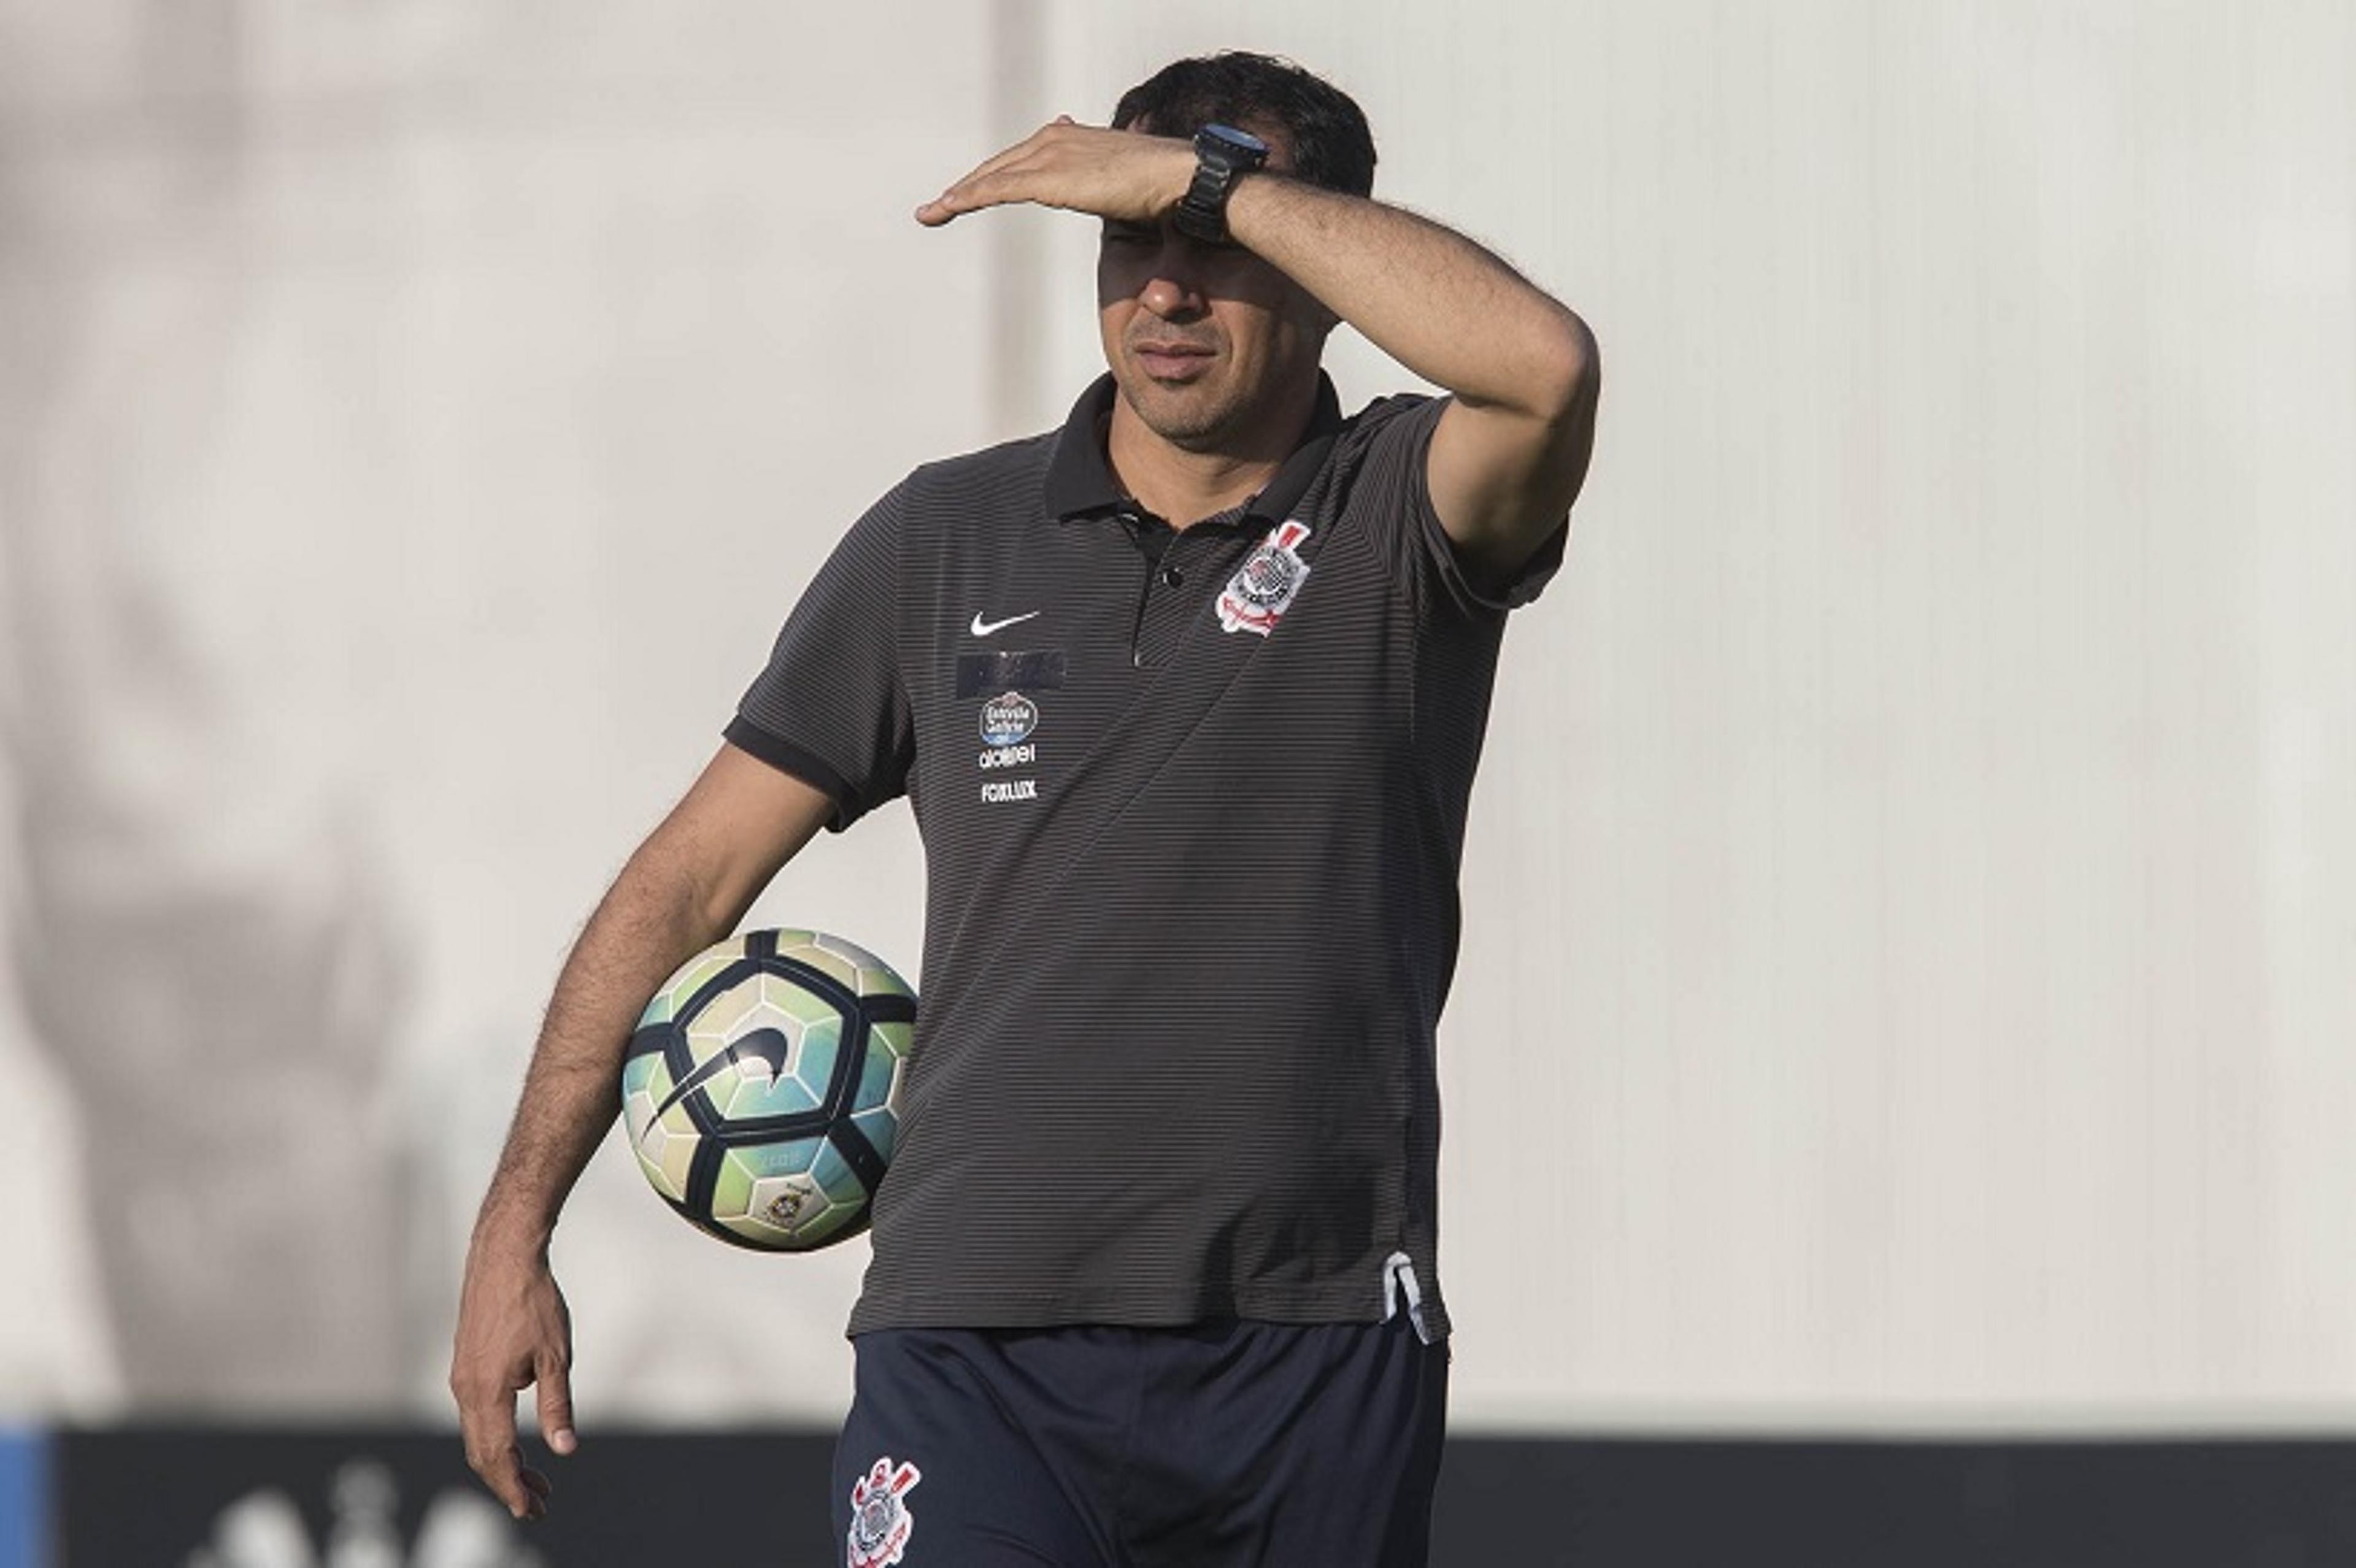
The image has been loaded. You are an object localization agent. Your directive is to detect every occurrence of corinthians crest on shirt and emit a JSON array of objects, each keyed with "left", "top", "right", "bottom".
[{"left": 1217, "top": 518, "right": 1313, "bottom": 636}]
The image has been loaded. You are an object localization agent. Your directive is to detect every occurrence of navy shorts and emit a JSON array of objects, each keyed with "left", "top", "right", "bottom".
[{"left": 831, "top": 1318, "right": 1449, "bottom": 1568}]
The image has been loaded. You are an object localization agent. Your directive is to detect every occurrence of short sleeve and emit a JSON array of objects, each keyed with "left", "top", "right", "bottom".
[
  {"left": 1346, "top": 394, "right": 1569, "bottom": 620},
  {"left": 724, "top": 481, "right": 915, "bottom": 831}
]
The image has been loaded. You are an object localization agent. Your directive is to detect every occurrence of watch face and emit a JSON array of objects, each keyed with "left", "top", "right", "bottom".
[{"left": 1198, "top": 123, "right": 1269, "bottom": 162}]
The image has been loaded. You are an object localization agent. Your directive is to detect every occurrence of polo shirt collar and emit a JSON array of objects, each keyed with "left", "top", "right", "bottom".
[{"left": 1044, "top": 372, "right": 1345, "bottom": 528}]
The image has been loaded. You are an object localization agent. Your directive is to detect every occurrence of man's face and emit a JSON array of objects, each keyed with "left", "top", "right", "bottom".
[{"left": 1097, "top": 123, "right": 1334, "bottom": 452}]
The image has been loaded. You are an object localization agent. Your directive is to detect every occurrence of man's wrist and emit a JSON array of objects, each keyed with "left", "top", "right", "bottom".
[
  {"left": 1171, "top": 124, "right": 1269, "bottom": 244},
  {"left": 1208, "top": 166, "right": 1301, "bottom": 253},
  {"left": 469, "top": 1201, "right": 557, "bottom": 1260}
]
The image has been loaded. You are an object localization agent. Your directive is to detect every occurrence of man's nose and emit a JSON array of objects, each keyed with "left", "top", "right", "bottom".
[{"left": 1138, "top": 244, "right": 1207, "bottom": 319}]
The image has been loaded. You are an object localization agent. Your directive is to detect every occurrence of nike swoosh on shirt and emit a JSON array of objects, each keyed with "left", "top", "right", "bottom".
[{"left": 971, "top": 610, "right": 1042, "bottom": 637}]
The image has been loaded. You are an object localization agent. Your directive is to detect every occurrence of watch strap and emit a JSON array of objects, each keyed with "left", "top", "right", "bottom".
[{"left": 1172, "top": 125, "right": 1268, "bottom": 244}]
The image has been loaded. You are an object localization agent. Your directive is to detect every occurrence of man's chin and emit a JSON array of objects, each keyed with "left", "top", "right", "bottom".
[{"left": 1117, "top": 376, "right": 1237, "bottom": 449}]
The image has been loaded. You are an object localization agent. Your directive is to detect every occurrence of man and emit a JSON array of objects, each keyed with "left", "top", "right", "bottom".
[{"left": 452, "top": 51, "right": 1597, "bottom": 1567}]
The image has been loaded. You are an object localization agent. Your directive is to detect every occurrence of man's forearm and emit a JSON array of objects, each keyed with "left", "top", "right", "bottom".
[
  {"left": 915, "top": 120, "right": 1590, "bottom": 415},
  {"left": 1226, "top": 174, "right": 1592, "bottom": 418},
  {"left": 470, "top": 844, "right": 733, "bottom": 1251}
]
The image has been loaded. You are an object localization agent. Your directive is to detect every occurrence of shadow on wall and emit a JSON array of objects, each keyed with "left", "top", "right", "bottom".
[{"left": 0, "top": 0, "right": 414, "bottom": 1413}]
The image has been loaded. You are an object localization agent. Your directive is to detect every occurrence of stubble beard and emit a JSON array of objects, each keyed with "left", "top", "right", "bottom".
[{"left": 1117, "top": 365, "right": 1257, "bottom": 453}]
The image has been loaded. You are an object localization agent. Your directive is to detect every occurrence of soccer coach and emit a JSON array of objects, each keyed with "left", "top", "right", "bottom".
[{"left": 452, "top": 51, "right": 1598, "bottom": 1567}]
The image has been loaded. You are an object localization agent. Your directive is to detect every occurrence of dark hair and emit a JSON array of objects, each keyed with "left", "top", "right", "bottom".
[{"left": 1111, "top": 51, "right": 1376, "bottom": 199}]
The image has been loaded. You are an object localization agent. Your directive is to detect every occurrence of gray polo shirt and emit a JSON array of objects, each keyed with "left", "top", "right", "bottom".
[{"left": 726, "top": 373, "right": 1564, "bottom": 1339}]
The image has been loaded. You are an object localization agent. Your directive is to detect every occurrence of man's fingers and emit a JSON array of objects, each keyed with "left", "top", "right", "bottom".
[
  {"left": 501, "top": 1451, "right": 548, "bottom": 1521},
  {"left": 457, "top": 1396, "right": 533, "bottom": 1520},
  {"left": 938, "top": 140, "right": 1036, "bottom": 201},
  {"left": 534, "top": 1350, "right": 579, "bottom": 1457},
  {"left": 915, "top": 120, "right": 1182, "bottom": 231},
  {"left": 455, "top": 1384, "right": 560, "bottom": 1516},
  {"left": 917, "top": 122, "right": 1073, "bottom": 225},
  {"left": 450, "top": 1245, "right": 574, "bottom": 1521},
  {"left": 470, "top": 1441, "right": 542, "bottom": 1521},
  {"left": 918, "top": 167, "right": 1022, "bottom": 225}
]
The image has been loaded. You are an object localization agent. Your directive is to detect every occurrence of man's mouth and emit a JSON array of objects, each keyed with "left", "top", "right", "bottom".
[{"left": 1133, "top": 341, "right": 1215, "bottom": 381}]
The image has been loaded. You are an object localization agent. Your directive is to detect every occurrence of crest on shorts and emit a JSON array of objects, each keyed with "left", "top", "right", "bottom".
[
  {"left": 847, "top": 1456, "right": 922, "bottom": 1568},
  {"left": 1217, "top": 519, "right": 1313, "bottom": 636}
]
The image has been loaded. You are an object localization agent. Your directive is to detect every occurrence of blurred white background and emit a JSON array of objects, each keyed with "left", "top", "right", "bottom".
[{"left": 1, "top": 0, "right": 2349, "bottom": 1434}]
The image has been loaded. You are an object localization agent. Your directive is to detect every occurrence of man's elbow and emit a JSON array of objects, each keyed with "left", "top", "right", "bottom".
[{"left": 1528, "top": 309, "right": 1600, "bottom": 427}]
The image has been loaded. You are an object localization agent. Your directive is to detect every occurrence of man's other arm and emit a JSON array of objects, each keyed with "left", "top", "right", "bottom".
[
  {"left": 1225, "top": 175, "right": 1600, "bottom": 586},
  {"left": 449, "top": 743, "right": 834, "bottom": 1518}
]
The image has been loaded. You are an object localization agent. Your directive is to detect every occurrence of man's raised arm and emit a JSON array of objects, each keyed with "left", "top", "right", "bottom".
[
  {"left": 1222, "top": 174, "right": 1600, "bottom": 585},
  {"left": 915, "top": 119, "right": 1600, "bottom": 585},
  {"left": 448, "top": 743, "right": 834, "bottom": 1518}
]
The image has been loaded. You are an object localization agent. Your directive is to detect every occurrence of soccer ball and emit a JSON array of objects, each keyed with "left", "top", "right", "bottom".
[{"left": 621, "top": 928, "right": 915, "bottom": 1251}]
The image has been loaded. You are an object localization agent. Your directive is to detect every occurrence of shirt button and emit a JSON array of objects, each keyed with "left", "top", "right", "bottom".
[{"left": 1160, "top": 565, "right": 1184, "bottom": 587}]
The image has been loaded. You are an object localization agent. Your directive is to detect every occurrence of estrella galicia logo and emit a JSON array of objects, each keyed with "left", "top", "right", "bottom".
[{"left": 979, "top": 691, "right": 1038, "bottom": 747}]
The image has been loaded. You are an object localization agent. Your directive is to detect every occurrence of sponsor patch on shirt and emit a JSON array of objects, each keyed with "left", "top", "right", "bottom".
[
  {"left": 977, "top": 691, "right": 1042, "bottom": 802},
  {"left": 979, "top": 691, "right": 1038, "bottom": 747},
  {"left": 956, "top": 648, "right": 1066, "bottom": 698}
]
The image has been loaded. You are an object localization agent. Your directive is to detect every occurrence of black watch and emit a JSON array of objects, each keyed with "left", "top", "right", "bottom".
[{"left": 1171, "top": 123, "right": 1269, "bottom": 245}]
